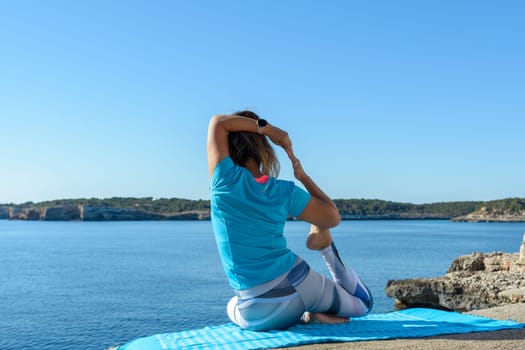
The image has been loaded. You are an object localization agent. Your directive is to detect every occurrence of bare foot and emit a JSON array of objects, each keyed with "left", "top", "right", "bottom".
[
  {"left": 306, "top": 224, "right": 333, "bottom": 250},
  {"left": 302, "top": 312, "right": 349, "bottom": 324}
]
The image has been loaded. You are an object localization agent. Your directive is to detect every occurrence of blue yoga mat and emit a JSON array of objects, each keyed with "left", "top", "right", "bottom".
[{"left": 117, "top": 308, "right": 523, "bottom": 350}]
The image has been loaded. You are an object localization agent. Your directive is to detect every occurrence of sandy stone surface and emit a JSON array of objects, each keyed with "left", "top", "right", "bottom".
[{"left": 283, "top": 304, "right": 525, "bottom": 350}]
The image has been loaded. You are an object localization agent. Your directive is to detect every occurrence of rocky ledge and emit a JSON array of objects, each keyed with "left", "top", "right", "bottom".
[
  {"left": 452, "top": 206, "right": 525, "bottom": 222},
  {"left": 385, "top": 233, "right": 525, "bottom": 312},
  {"left": 0, "top": 206, "right": 9, "bottom": 219},
  {"left": 1, "top": 205, "right": 210, "bottom": 221},
  {"left": 340, "top": 213, "right": 449, "bottom": 220}
]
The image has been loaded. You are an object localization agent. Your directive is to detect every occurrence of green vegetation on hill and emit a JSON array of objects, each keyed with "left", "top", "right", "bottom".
[
  {"left": 333, "top": 199, "right": 481, "bottom": 217},
  {"left": 478, "top": 198, "right": 525, "bottom": 214}
]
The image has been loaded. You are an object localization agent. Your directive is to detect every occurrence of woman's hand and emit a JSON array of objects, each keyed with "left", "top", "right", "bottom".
[
  {"left": 265, "top": 125, "right": 293, "bottom": 156},
  {"left": 290, "top": 155, "right": 308, "bottom": 183},
  {"left": 265, "top": 124, "right": 308, "bottom": 182}
]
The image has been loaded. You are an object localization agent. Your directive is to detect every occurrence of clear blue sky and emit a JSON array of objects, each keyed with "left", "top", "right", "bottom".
[{"left": 1, "top": 1, "right": 523, "bottom": 204}]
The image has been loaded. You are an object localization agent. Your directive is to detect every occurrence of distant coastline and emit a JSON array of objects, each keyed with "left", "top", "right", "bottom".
[{"left": 1, "top": 197, "right": 524, "bottom": 222}]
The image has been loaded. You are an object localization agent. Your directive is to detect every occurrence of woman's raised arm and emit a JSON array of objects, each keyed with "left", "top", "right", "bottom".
[
  {"left": 207, "top": 115, "right": 259, "bottom": 176},
  {"left": 291, "top": 157, "right": 341, "bottom": 229},
  {"left": 207, "top": 114, "right": 293, "bottom": 177}
]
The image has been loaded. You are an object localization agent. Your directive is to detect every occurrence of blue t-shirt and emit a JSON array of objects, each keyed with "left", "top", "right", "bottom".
[{"left": 210, "top": 156, "right": 311, "bottom": 290}]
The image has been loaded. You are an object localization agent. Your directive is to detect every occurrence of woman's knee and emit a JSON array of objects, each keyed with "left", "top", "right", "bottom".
[
  {"left": 227, "top": 297, "right": 241, "bottom": 325},
  {"left": 295, "top": 269, "right": 335, "bottom": 311},
  {"left": 227, "top": 295, "right": 305, "bottom": 331}
]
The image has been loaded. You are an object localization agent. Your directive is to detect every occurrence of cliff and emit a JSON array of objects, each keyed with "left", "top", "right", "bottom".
[
  {"left": 385, "top": 234, "right": 525, "bottom": 312},
  {"left": 452, "top": 206, "right": 525, "bottom": 222},
  {"left": 165, "top": 210, "right": 210, "bottom": 220},
  {"left": 341, "top": 213, "right": 449, "bottom": 220},
  {"left": 0, "top": 206, "right": 9, "bottom": 219},
  {"left": 3, "top": 205, "right": 210, "bottom": 221}
]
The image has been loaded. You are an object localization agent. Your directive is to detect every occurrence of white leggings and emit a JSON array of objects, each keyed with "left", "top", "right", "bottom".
[{"left": 227, "top": 258, "right": 372, "bottom": 331}]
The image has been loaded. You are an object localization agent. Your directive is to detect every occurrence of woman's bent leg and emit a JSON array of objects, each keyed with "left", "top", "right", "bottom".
[
  {"left": 320, "top": 242, "right": 373, "bottom": 310},
  {"left": 307, "top": 226, "right": 373, "bottom": 312},
  {"left": 226, "top": 254, "right": 372, "bottom": 330},
  {"left": 227, "top": 278, "right": 306, "bottom": 331},
  {"left": 227, "top": 295, "right": 305, "bottom": 331},
  {"left": 295, "top": 267, "right": 370, "bottom": 317}
]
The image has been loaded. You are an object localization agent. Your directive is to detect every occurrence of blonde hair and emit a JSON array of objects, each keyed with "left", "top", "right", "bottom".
[{"left": 228, "top": 111, "right": 280, "bottom": 177}]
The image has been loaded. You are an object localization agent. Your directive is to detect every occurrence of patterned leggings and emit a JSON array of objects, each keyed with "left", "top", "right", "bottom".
[{"left": 227, "top": 256, "right": 372, "bottom": 331}]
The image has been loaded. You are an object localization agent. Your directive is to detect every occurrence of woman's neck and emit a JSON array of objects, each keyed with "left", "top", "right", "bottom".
[{"left": 245, "top": 158, "right": 263, "bottom": 178}]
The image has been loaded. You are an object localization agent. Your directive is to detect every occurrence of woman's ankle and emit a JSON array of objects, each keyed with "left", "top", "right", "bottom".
[
  {"left": 306, "top": 225, "right": 333, "bottom": 250},
  {"left": 306, "top": 312, "right": 350, "bottom": 324}
]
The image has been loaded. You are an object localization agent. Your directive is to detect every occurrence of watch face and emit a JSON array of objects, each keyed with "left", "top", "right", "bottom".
[{"left": 258, "top": 119, "right": 268, "bottom": 127}]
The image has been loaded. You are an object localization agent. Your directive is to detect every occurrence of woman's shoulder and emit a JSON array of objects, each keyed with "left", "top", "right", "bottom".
[
  {"left": 267, "top": 177, "right": 299, "bottom": 195},
  {"left": 211, "top": 156, "right": 237, "bottom": 185}
]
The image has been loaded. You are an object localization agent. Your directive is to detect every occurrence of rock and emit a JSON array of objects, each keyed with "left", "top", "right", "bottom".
[
  {"left": 483, "top": 252, "right": 518, "bottom": 272},
  {"left": 386, "top": 252, "right": 525, "bottom": 311},
  {"left": 385, "top": 278, "right": 450, "bottom": 310},
  {"left": 452, "top": 207, "right": 525, "bottom": 222},
  {"left": 498, "top": 288, "right": 525, "bottom": 303},
  {"left": 519, "top": 233, "right": 525, "bottom": 269},
  {"left": 340, "top": 213, "right": 449, "bottom": 220},
  {"left": 447, "top": 252, "right": 485, "bottom": 272},
  {"left": 43, "top": 206, "right": 82, "bottom": 221},
  {"left": 8, "top": 207, "right": 44, "bottom": 220},
  {"left": 0, "top": 206, "right": 9, "bottom": 219},
  {"left": 3, "top": 204, "right": 210, "bottom": 221},
  {"left": 447, "top": 251, "right": 518, "bottom": 273},
  {"left": 166, "top": 210, "right": 210, "bottom": 220},
  {"left": 80, "top": 206, "right": 165, "bottom": 221}
]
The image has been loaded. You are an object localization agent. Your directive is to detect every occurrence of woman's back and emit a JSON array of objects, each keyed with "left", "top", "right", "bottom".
[{"left": 210, "top": 156, "right": 310, "bottom": 290}]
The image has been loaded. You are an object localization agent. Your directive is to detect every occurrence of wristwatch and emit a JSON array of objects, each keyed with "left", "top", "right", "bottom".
[{"left": 256, "top": 119, "right": 268, "bottom": 135}]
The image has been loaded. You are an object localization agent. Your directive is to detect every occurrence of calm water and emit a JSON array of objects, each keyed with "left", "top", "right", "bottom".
[{"left": 0, "top": 220, "right": 523, "bottom": 350}]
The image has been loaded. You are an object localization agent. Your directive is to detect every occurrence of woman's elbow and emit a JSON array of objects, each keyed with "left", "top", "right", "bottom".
[
  {"left": 300, "top": 200, "right": 341, "bottom": 229},
  {"left": 208, "top": 115, "right": 228, "bottom": 136},
  {"left": 315, "top": 210, "right": 340, "bottom": 229},
  {"left": 209, "top": 115, "right": 222, "bottom": 127},
  {"left": 328, "top": 209, "right": 341, "bottom": 228}
]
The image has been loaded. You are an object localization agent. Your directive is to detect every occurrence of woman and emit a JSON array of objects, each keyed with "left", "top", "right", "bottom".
[{"left": 207, "top": 111, "right": 372, "bottom": 331}]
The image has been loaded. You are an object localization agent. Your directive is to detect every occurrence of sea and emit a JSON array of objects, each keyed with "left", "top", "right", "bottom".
[{"left": 1, "top": 219, "right": 524, "bottom": 350}]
